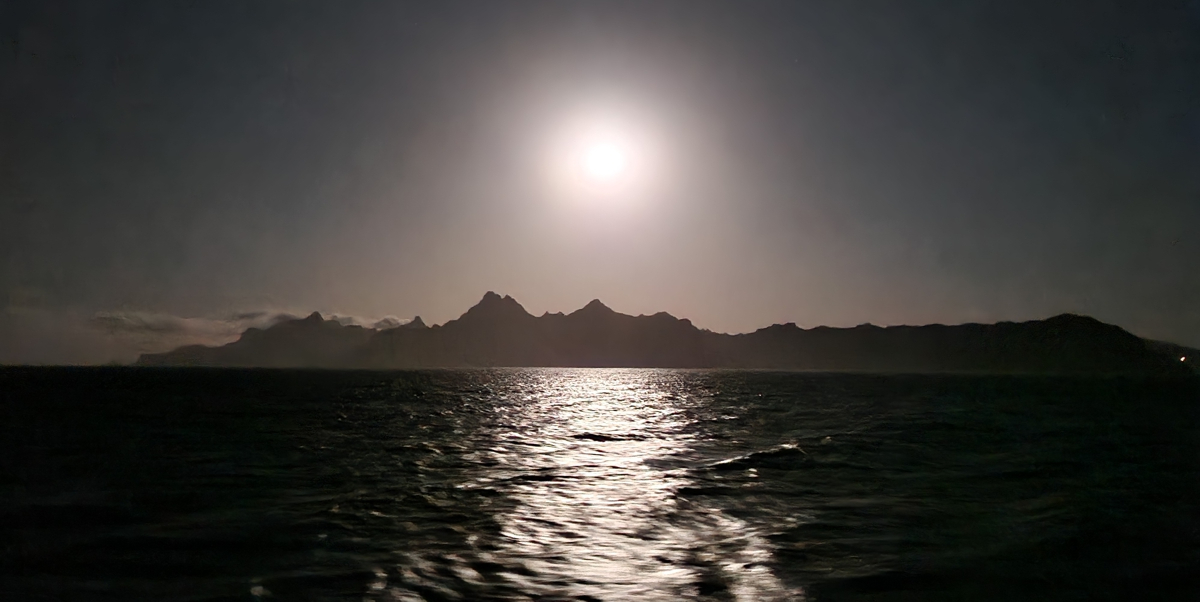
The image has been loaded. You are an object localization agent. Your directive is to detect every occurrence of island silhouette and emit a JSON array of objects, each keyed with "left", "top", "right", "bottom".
[{"left": 137, "top": 292, "right": 1194, "bottom": 375}]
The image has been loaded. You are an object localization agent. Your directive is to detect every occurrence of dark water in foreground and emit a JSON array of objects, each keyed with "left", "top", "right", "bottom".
[{"left": 2, "top": 368, "right": 1198, "bottom": 601}]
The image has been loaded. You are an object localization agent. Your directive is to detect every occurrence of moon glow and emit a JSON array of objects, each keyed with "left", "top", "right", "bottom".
[
  {"left": 581, "top": 141, "right": 628, "bottom": 185},
  {"left": 540, "top": 109, "right": 660, "bottom": 208}
]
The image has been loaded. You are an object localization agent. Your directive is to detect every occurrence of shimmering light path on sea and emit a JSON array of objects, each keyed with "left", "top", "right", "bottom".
[
  {"left": 3, "top": 367, "right": 1197, "bottom": 601},
  {"left": 446, "top": 370, "right": 799, "bottom": 600}
]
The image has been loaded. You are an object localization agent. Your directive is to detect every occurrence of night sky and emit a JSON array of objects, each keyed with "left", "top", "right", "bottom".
[{"left": 2, "top": 1, "right": 1198, "bottom": 364}]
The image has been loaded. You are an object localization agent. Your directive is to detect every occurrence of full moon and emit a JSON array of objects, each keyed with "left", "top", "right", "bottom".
[
  {"left": 581, "top": 141, "right": 628, "bottom": 185},
  {"left": 544, "top": 113, "right": 655, "bottom": 203}
]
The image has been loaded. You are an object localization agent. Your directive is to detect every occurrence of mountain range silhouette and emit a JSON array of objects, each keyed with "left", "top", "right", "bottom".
[{"left": 136, "top": 292, "right": 1195, "bottom": 375}]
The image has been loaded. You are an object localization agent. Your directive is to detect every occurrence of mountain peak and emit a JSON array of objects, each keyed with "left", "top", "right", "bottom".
[
  {"left": 459, "top": 291, "right": 532, "bottom": 322},
  {"left": 475, "top": 291, "right": 522, "bottom": 307},
  {"left": 580, "top": 299, "right": 613, "bottom": 312},
  {"left": 301, "top": 311, "right": 323, "bottom": 323}
]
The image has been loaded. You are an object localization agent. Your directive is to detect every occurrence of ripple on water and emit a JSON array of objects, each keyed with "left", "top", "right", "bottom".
[{"left": 3, "top": 368, "right": 1197, "bottom": 600}]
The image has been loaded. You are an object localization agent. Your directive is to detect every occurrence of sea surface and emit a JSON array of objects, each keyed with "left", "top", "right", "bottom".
[{"left": 2, "top": 368, "right": 1198, "bottom": 601}]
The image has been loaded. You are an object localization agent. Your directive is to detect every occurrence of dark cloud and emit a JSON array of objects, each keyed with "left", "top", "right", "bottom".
[
  {"left": 230, "top": 311, "right": 269, "bottom": 321},
  {"left": 91, "top": 312, "right": 201, "bottom": 335},
  {"left": 89, "top": 310, "right": 295, "bottom": 337},
  {"left": 1, "top": 306, "right": 411, "bottom": 365}
]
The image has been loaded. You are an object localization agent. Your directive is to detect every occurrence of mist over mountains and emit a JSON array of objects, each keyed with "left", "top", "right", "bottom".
[{"left": 135, "top": 293, "right": 1194, "bottom": 375}]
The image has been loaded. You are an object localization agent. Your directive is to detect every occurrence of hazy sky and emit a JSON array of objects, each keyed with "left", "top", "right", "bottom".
[{"left": 2, "top": 0, "right": 1199, "bottom": 363}]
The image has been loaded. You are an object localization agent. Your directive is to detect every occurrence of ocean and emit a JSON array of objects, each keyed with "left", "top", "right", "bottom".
[{"left": 2, "top": 367, "right": 1198, "bottom": 601}]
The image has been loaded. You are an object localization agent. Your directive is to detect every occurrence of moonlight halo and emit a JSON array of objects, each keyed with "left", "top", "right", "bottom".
[
  {"left": 539, "top": 103, "right": 664, "bottom": 210},
  {"left": 581, "top": 140, "right": 628, "bottom": 185}
]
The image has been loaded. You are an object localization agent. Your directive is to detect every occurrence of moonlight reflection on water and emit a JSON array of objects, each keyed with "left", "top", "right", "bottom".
[
  {"left": 458, "top": 370, "right": 799, "bottom": 601},
  {"left": 5, "top": 368, "right": 1195, "bottom": 601}
]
